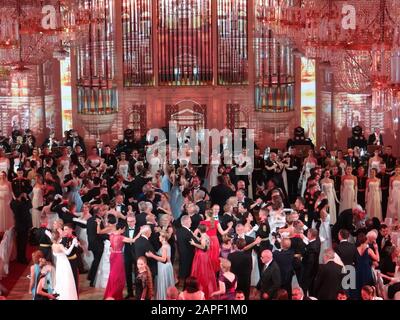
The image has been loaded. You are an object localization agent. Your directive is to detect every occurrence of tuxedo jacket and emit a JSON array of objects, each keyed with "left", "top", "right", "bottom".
[
  {"left": 368, "top": 133, "right": 383, "bottom": 146},
  {"left": 124, "top": 227, "right": 138, "bottom": 262},
  {"left": 86, "top": 216, "right": 109, "bottom": 251},
  {"left": 335, "top": 241, "right": 357, "bottom": 266},
  {"left": 134, "top": 236, "right": 157, "bottom": 276},
  {"left": 257, "top": 261, "right": 281, "bottom": 299},
  {"left": 273, "top": 249, "right": 295, "bottom": 286},
  {"left": 302, "top": 239, "right": 321, "bottom": 277},
  {"left": 209, "top": 184, "right": 235, "bottom": 212},
  {"left": 176, "top": 226, "right": 197, "bottom": 279},
  {"left": 313, "top": 261, "right": 344, "bottom": 300},
  {"left": 135, "top": 212, "right": 147, "bottom": 230},
  {"left": 82, "top": 187, "right": 101, "bottom": 204},
  {"left": 332, "top": 209, "right": 354, "bottom": 241},
  {"left": 228, "top": 250, "right": 252, "bottom": 288}
]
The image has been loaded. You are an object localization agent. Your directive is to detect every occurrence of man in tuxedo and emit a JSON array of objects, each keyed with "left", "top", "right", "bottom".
[
  {"left": 87, "top": 206, "right": 109, "bottom": 287},
  {"left": 228, "top": 239, "right": 252, "bottom": 299},
  {"left": 82, "top": 177, "right": 101, "bottom": 203},
  {"left": 377, "top": 163, "right": 390, "bottom": 219},
  {"left": 210, "top": 175, "right": 235, "bottom": 214},
  {"left": 175, "top": 203, "right": 203, "bottom": 231},
  {"left": 335, "top": 229, "right": 357, "bottom": 266},
  {"left": 61, "top": 224, "right": 80, "bottom": 292},
  {"left": 194, "top": 191, "right": 206, "bottom": 217},
  {"left": 115, "top": 193, "right": 128, "bottom": 228},
  {"left": 313, "top": 248, "right": 344, "bottom": 300},
  {"left": 102, "top": 145, "right": 117, "bottom": 176},
  {"left": 135, "top": 201, "right": 151, "bottom": 229},
  {"left": 12, "top": 168, "right": 32, "bottom": 198},
  {"left": 11, "top": 193, "right": 32, "bottom": 264},
  {"left": 176, "top": 215, "right": 198, "bottom": 287},
  {"left": 273, "top": 238, "right": 295, "bottom": 297},
  {"left": 377, "top": 224, "right": 392, "bottom": 257},
  {"left": 190, "top": 176, "right": 209, "bottom": 201},
  {"left": 134, "top": 225, "right": 157, "bottom": 278},
  {"left": 301, "top": 228, "right": 321, "bottom": 296},
  {"left": 236, "top": 189, "right": 253, "bottom": 211},
  {"left": 257, "top": 250, "right": 281, "bottom": 300},
  {"left": 382, "top": 145, "right": 396, "bottom": 175},
  {"left": 255, "top": 209, "right": 272, "bottom": 252},
  {"left": 124, "top": 214, "right": 137, "bottom": 299},
  {"left": 368, "top": 127, "right": 384, "bottom": 146},
  {"left": 332, "top": 205, "right": 367, "bottom": 242},
  {"left": 286, "top": 147, "right": 302, "bottom": 203}
]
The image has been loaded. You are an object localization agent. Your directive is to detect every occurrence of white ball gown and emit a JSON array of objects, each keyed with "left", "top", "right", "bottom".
[
  {"left": 0, "top": 183, "right": 14, "bottom": 233},
  {"left": 95, "top": 239, "right": 111, "bottom": 289},
  {"left": 339, "top": 179, "right": 356, "bottom": 214},
  {"left": 52, "top": 243, "right": 78, "bottom": 300},
  {"left": 387, "top": 180, "right": 400, "bottom": 222},
  {"left": 321, "top": 181, "right": 339, "bottom": 225},
  {"left": 31, "top": 186, "right": 44, "bottom": 228},
  {"left": 365, "top": 180, "right": 382, "bottom": 221},
  {"left": 300, "top": 162, "right": 316, "bottom": 196}
]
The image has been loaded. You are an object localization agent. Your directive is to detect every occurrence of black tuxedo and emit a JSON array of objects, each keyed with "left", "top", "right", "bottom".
[
  {"left": 257, "top": 260, "right": 281, "bottom": 299},
  {"left": 176, "top": 226, "right": 197, "bottom": 279},
  {"left": 228, "top": 250, "right": 252, "bottom": 299},
  {"left": 313, "top": 261, "right": 344, "bottom": 300},
  {"left": 382, "top": 154, "right": 397, "bottom": 173},
  {"left": 134, "top": 235, "right": 157, "bottom": 276},
  {"left": 335, "top": 240, "right": 356, "bottom": 266},
  {"left": 81, "top": 186, "right": 101, "bottom": 204},
  {"left": 11, "top": 178, "right": 32, "bottom": 198},
  {"left": 286, "top": 155, "right": 302, "bottom": 203},
  {"left": 209, "top": 184, "right": 235, "bottom": 213},
  {"left": 11, "top": 198, "right": 32, "bottom": 263},
  {"left": 135, "top": 212, "right": 147, "bottom": 229},
  {"left": 332, "top": 209, "right": 354, "bottom": 242},
  {"left": 87, "top": 215, "right": 109, "bottom": 285},
  {"left": 195, "top": 200, "right": 206, "bottom": 217},
  {"left": 175, "top": 213, "right": 203, "bottom": 232},
  {"left": 124, "top": 226, "right": 138, "bottom": 296},
  {"left": 368, "top": 133, "right": 384, "bottom": 146},
  {"left": 273, "top": 249, "right": 295, "bottom": 295},
  {"left": 301, "top": 238, "right": 321, "bottom": 295}
]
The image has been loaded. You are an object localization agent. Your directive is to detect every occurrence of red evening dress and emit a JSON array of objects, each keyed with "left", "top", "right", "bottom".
[
  {"left": 190, "top": 234, "right": 217, "bottom": 300},
  {"left": 104, "top": 234, "right": 126, "bottom": 300},
  {"left": 200, "top": 220, "right": 221, "bottom": 272}
]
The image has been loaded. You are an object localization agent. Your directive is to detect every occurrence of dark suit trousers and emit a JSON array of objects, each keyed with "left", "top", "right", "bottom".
[
  {"left": 68, "top": 257, "right": 79, "bottom": 293},
  {"left": 124, "top": 251, "right": 135, "bottom": 296},
  {"left": 382, "top": 189, "right": 389, "bottom": 219},
  {"left": 16, "top": 228, "right": 29, "bottom": 262},
  {"left": 88, "top": 246, "right": 103, "bottom": 284}
]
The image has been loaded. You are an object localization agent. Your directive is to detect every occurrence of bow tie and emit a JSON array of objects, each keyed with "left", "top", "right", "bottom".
[{"left": 129, "top": 228, "right": 135, "bottom": 231}]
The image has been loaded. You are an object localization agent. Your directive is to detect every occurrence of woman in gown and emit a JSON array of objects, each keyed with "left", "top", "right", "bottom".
[
  {"left": 52, "top": 240, "right": 78, "bottom": 300},
  {"left": 146, "top": 231, "right": 175, "bottom": 300},
  {"left": 0, "top": 171, "right": 13, "bottom": 233},
  {"left": 368, "top": 149, "right": 383, "bottom": 177},
  {"left": 94, "top": 215, "right": 114, "bottom": 289},
  {"left": 365, "top": 168, "right": 382, "bottom": 221},
  {"left": 210, "top": 258, "right": 237, "bottom": 300},
  {"left": 198, "top": 210, "right": 233, "bottom": 273},
  {"left": 35, "top": 268, "right": 57, "bottom": 300},
  {"left": 320, "top": 169, "right": 339, "bottom": 225},
  {"left": 57, "top": 147, "right": 70, "bottom": 183},
  {"left": 339, "top": 166, "right": 357, "bottom": 214},
  {"left": 74, "top": 203, "right": 93, "bottom": 271},
  {"left": 29, "top": 250, "right": 44, "bottom": 299},
  {"left": 206, "top": 150, "right": 221, "bottom": 192},
  {"left": 161, "top": 165, "right": 173, "bottom": 193},
  {"left": 354, "top": 233, "right": 380, "bottom": 299},
  {"left": 387, "top": 166, "right": 400, "bottom": 222},
  {"left": 336, "top": 150, "right": 348, "bottom": 175},
  {"left": 31, "top": 174, "right": 44, "bottom": 228},
  {"left": 117, "top": 152, "right": 129, "bottom": 180},
  {"left": 135, "top": 256, "right": 154, "bottom": 300},
  {"left": 300, "top": 149, "right": 318, "bottom": 196},
  {"left": 169, "top": 169, "right": 188, "bottom": 220},
  {"left": 62, "top": 170, "right": 83, "bottom": 212},
  {"left": 190, "top": 224, "right": 217, "bottom": 300},
  {"left": 243, "top": 212, "right": 261, "bottom": 286},
  {"left": 316, "top": 199, "right": 332, "bottom": 263},
  {"left": 103, "top": 225, "right": 135, "bottom": 300},
  {"left": 0, "top": 151, "right": 10, "bottom": 177}
]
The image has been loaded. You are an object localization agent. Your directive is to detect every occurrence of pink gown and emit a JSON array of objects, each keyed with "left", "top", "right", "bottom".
[{"left": 104, "top": 234, "right": 126, "bottom": 300}]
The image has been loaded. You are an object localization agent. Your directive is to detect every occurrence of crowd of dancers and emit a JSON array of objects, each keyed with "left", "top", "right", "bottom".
[{"left": 0, "top": 128, "right": 400, "bottom": 300}]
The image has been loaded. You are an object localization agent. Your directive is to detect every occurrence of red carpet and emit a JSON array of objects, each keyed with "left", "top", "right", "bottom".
[{"left": 1, "top": 246, "right": 35, "bottom": 296}]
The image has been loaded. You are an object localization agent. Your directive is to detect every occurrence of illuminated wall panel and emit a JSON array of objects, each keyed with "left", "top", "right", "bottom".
[
  {"left": 217, "top": 0, "right": 248, "bottom": 85},
  {"left": 300, "top": 57, "right": 316, "bottom": 143},
  {"left": 122, "top": 0, "right": 153, "bottom": 86},
  {"left": 60, "top": 57, "right": 73, "bottom": 132},
  {"left": 158, "top": 0, "right": 212, "bottom": 85}
]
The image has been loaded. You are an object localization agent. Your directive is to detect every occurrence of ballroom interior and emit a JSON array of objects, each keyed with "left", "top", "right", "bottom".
[{"left": 0, "top": 0, "right": 399, "bottom": 153}]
